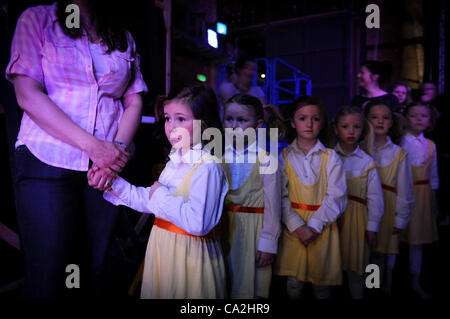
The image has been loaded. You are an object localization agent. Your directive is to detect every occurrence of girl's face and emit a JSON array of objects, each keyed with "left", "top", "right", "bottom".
[
  {"left": 164, "top": 101, "right": 196, "bottom": 150},
  {"left": 357, "top": 66, "right": 378, "bottom": 88},
  {"left": 406, "top": 105, "right": 430, "bottom": 135},
  {"left": 367, "top": 104, "right": 393, "bottom": 137},
  {"left": 334, "top": 114, "right": 364, "bottom": 146},
  {"left": 223, "top": 102, "right": 262, "bottom": 131},
  {"left": 392, "top": 85, "right": 408, "bottom": 104},
  {"left": 291, "top": 104, "right": 323, "bottom": 141}
]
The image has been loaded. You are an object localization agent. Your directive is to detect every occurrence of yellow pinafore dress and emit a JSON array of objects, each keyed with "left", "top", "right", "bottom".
[
  {"left": 274, "top": 149, "right": 342, "bottom": 286},
  {"left": 401, "top": 140, "right": 439, "bottom": 244},
  {"left": 221, "top": 160, "right": 272, "bottom": 298},
  {"left": 338, "top": 164, "right": 375, "bottom": 275},
  {"left": 141, "top": 156, "right": 227, "bottom": 299},
  {"left": 375, "top": 149, "right": 408, "bottom": 254}
]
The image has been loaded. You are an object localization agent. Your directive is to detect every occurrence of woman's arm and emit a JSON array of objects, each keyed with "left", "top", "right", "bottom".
[
  {"left": 89, "top": 93, "right": 143, "bottom": 190},
  {"left": 114, "top": 93, "right": 143, "bottom": 147},
  {"left": 13, "top": 75, "right": 128, "bottom": 170}
]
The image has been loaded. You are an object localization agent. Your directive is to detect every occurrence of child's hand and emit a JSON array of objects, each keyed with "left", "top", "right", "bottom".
[
  {"left": 309, "top": 227, "right": 321, "bottom": 243},
  {"left": 256, "top": 251, "right": 275, "bottom": 268},
  {"left": 294, "top": 225, "right": 314, "bottom": 247},
  {"left": 365, "top": 230, "right": 377, "bottom": 249},
  {"left": 88, "top": 165, "right": 117, "bottom": 191},
  {"left": 392, "top": 227, "right": 402, "bottom": 235},
  {"left": 148, "top": 181, "right": 164, "bottom": 200}
]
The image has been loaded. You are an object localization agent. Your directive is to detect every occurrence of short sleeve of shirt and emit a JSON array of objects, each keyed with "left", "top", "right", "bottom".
[
  {"left": 5, "top": 7, "right": 44, "bottom": 86},
  {"left": 123, "top": 32, "right": 148, "bottom": 96}
]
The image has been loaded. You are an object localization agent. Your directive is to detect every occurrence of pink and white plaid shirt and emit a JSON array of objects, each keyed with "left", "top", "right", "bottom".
[{"left": 6, "top": 4, "right": 148, "bottom": 171}]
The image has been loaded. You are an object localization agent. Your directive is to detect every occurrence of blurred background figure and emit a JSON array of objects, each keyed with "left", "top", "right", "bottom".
[
  {"left": 218, "top": 56, "right": 266, "bottom": 119},
  {"left": 390, "top": 82, "right": 411, "bottom": 113}
]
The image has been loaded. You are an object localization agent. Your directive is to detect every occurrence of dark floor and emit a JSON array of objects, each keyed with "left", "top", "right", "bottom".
[{"left": 1, "top": 218, "right": 449, "bottom": 300}]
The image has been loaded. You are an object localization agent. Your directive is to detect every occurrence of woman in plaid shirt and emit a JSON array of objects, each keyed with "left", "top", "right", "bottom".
[{"left": 6, "top": 0, "right": 147, "bottom": 298}]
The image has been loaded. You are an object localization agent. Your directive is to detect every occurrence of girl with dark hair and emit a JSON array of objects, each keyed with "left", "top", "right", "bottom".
[
  {"left": 220, "top": 94, "right": 281, "bottom": 298},
  {"left": 363, "top": 101, "right": 414, "bottom": 296},
  {"left": 400, "top": 103, "right": 439, "bottom": 299},
  {"left": 6, "top": 0, "right": 147, "bottom": 297},
  {"left": 99, "top": 85, "right": 228, "bottom": 298},
  {"left": 274, "top": 95, "right": 347, "bottom": 299},
  {"left": 333, "top": 106, "right": 384, "bottom": 299},
  {"left": 351, "top": 60, "right": 400, "bottom": 111}
]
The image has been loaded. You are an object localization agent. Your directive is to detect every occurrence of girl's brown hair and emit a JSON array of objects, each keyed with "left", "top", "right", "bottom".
[
  {"left": 263, "top": 104, "right": 287, "bottom": 140},
  {"left": 285, "top": 95, "right": 330, "bottom": 146},
  {"left": 403, "top": 102, "right": 438, "bottom": 132},
  {"left": 154, "top": 85, "right": 224, "bottom": 156}
]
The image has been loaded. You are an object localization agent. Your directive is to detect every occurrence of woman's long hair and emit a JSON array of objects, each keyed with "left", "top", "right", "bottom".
[{"left": 57, "top": 0, "right": 128, "bottom": 53}]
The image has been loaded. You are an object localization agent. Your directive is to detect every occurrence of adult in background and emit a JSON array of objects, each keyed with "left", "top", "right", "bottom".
[
  {"left": 6, "top": 0, "right": 147, "bottom": 298},
  {"left": 351, "top": 60, "right": 400, "bottom": 111},
  {"left": 218, "top": 56, "right": 266, "bottom": 118}
]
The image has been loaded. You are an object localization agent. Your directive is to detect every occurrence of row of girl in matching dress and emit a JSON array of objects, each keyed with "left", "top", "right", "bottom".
[{"left": 91, "top": 85, "right": 439, "bottom": 299}]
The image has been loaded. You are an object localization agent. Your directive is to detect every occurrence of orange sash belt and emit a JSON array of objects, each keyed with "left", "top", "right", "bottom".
[
  {"left": 348, "top": 194, "right": 367, "bottom": 206},
  {"left": 413, "top": 179, "right": 429, "bottom": 186},
  {"left": 153, "top": 217, "right": 215, "bottom": 239},
  {"left": 381, "top": 184, "right": 397, "bottom": 194},
  {"left": 291, "top": 202, "right": 321, "bottom": 211},
  {"left": 225, "top": 204, "right": 264, "bottom": 214}
]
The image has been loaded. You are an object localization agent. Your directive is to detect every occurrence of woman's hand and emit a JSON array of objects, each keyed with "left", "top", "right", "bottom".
[
  {"left": 256, "top": 251, "right": 275, "bottom": 268},
  {"left": 87, "top": 139, "right": 129, "bottom": 172}
]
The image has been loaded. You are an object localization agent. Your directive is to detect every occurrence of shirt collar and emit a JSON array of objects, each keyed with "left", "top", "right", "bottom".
[
  {"left": 376, "top": 136, "right": 394, "bottom": 151},
  {"left": 169, "top": 143, "right": 204, "bottom": 164},
  {"left": 290, "top": 138, "right": 327, "bottom": 157},
  {"left": 335, "top": 143, "right": 364, "bottom": 158},
  {"left": 224, "top": 139, "right": 258, "bottom": 156},
  {"left": 405, "top": 132, "right": 426, "bottom": 143}
]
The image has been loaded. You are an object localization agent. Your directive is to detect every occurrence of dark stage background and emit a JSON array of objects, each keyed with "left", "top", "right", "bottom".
[{"left": 1, "top": 0, "right": 449, "bottom": 300}]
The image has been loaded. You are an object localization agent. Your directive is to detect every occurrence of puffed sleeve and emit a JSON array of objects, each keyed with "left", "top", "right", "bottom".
[
  {"left": 395, "top": 151, "right": 414, "bottom": 229},
  {"left": 429, "top": 141, "right": 439, "bottom": 190},
  {"left": 259, "top": 154, "right": 282, "bottom": 254},
  {"left": 307, "top": 150, "right": 347, "bottom": 233},
  {"left": 103, "top": 176, "right": 153, "bottom": 213},
  {"left": 123, "top": 31, "right": 148, "bottom": 97},
  {"left": 145, "top": 160, "right": 228, "bottom": 236},
  {"left": 6, "top": 7, "right": 44, "bottom": 85},
  {"left": 279, "top": 152, "right": 306, "bottom": 232},
  {"left": 366, "top": 164, "right": 384, "bottom": 232}
]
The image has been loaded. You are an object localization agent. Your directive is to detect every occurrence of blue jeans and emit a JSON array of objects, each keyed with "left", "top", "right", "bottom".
[{"left": 14, "top": 145, "right": 120, "bottom": 298}]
